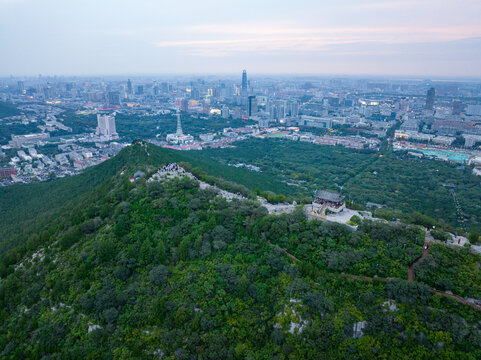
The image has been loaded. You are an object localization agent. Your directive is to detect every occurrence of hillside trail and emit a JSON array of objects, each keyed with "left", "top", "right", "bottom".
[
  {"left": 407, "top": 239, "right": 431, "bottom": 282},
  {"left": 268, "top": 237, "right": 481, "bottom": 313}
]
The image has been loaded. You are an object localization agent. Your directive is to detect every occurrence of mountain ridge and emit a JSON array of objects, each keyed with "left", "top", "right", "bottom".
[{"left": 1, "top": 141, "right": 481, "bottom": 358}]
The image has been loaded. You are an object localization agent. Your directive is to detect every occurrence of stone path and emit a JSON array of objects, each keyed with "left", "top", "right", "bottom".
[
  {"left": 270, "top": 238, "right": 481, "bottom": 313},
  {"left": 407, "top": 239, "right": 431, "bottom": 282}
]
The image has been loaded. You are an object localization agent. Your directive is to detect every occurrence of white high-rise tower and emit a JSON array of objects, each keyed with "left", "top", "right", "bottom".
[{"left": 96, "top": 113, "right": 119, "bottom": 141}]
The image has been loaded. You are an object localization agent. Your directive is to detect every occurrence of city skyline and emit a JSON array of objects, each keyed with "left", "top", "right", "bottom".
[{"left": 1, "top": 0, "right": 481, "bottom": 77}]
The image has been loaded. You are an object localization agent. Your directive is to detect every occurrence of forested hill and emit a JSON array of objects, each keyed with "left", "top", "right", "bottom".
[
  {"left": 1, "top": 144, "right": 481, "bottom": 358},
  {"left": 0, "top": 141, "right": 290, "bottom": 256}
]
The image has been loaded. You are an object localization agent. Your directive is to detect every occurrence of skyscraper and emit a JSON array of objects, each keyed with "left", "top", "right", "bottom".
[
  {"left": 17, "top": 81, "right": 25, "bottom": 94},
  {"left": 241, "top": 70, "right": 247, "bottom": 96},
  {"left": 248, "top": 95, "right": 257, "bottom": 116},
  {"left": 43, "top": 86, "right": 53, "bottom": 100},
  {"left": 127, "top": 79, "right": 132, "bottom": 95},
  {"left": 425, "top": 87, "right": 435, "bottom": 110}
]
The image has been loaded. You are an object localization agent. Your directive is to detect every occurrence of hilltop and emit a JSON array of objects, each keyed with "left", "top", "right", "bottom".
[
  {"left": 0, "top": 141, "right": 290, "bottom": 256},
  {"left": 1, "top": 142, "right": 481, "bottom": 358}
]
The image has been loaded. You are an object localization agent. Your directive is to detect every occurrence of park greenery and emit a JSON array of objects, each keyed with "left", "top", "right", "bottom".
[
  {"left": 1, "top": 99, "right": 479, "bottom": 233},
  {"left": 1, "top": 142, "right": 481, "bottom": 358},
  {"left": 49, "top": 110, "right": 256, "bottom": 141},
  {"left": 194, "top": 138, "right": 481, "bottom": 232},
  {"left": 0, "top": 101, "right": 20, "bottom": 118}
]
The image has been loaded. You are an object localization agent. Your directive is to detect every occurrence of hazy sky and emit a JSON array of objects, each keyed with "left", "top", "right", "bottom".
[{"left": 1, "top": 0, "right": 481, "bottom": 77}]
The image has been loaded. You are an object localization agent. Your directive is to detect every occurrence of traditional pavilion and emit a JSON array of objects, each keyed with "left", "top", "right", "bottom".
[{"left": 313, "top": 189, "right": 345, "bottom": 213}]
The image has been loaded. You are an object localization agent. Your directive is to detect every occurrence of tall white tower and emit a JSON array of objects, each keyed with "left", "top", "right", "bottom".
[
  {"left": 166, "top": 108, "right": 193, "bottom": 145},
  {"left": 175, "top": 109, "right": 183, "bottom": 136},
  {"left": 96, "top": 113, "right": 119, "bottom": 141}
]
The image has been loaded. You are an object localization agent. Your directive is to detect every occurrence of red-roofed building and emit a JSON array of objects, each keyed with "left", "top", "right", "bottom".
[{"left": 0, "top": 167, "right": 16, "bottom": 179}]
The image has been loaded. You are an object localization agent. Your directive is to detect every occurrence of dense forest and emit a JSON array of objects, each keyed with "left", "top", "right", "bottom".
[
  {"left": 0, "top": 142, "right": 292, "bottom": 256},
  {"left": 194, "top": 139, "right": 481, "bottom": 232},
  {"left": 1, "top": 141, "right": 481, "bottom": 358}
]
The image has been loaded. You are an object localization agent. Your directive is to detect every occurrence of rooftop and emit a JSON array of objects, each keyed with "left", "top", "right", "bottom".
[{"left": 315, "top": 189, "right": 345, "bottom": 203}]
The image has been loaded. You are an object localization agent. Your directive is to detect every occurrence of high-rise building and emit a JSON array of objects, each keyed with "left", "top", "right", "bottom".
[
  {"left": 136, "top": 85, "right": 144, "bottom": 95},
  {"left": 233, "top": 107, "right": 242, "bottom": 119},
  {"left": 221, "top": 106, "right": 230, "bottom": 119},
  {"left": 425, "top": 87, "right": 435, "bottom": 110},
  {"left": 248, "top": 95, "right": 258, "bottom": 116},
  {"left": 269, "top": 104, "right": 277, "bottom": 120},
  {"left": 43, "top": 86, "right": 53, "bottom": 99},
  {"left": 191, "top": 88, "right": 200, "bottom": 100},
  {"left": 161, "top": 82, "right": 169, "bottom": 93},
  {"left": 96, "top": 113, "right": 119, "bottom": 141},
  {"left": 181, "top": 98, "right": 189, "bottom": 113},
  {"left": 203, "top": 103, "right": 211, "bottom": 115},
  {"left": 107, "top": 91, "right": 120, "bottom": 106},
  {"left": 452, "top": 100, "right": 464, "bottom": 115},
  {"left": 241, "top": 70, "right": 247, "bottom": 97},
  {"left": 289, "top": 101, "right": 299, "bottom": 117},
  {"left": 127, "top": 79, "right": 132, "bottom": 95},
  {"left": 17, "top": 81, "right": 25, "bottom": 94},
  {"left": 399, "top": 98, "right": 409, "bottom": 112},
  {"left": 0, "top": 167, "right": 16, "bottom": 179}
]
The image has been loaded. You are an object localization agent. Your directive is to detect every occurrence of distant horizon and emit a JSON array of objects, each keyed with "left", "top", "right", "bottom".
[{"left": 2, "top": 72, "right": 481, "bottom": 82}]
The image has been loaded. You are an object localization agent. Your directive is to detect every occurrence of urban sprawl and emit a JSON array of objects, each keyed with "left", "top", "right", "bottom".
[{"left": 1, "top": 71, "right": 481, "bottom": 185}]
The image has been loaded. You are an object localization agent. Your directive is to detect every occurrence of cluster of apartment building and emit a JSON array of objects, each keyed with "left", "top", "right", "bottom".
[{"left": 2, "top": 73, "right": 481, "bottom": 183}]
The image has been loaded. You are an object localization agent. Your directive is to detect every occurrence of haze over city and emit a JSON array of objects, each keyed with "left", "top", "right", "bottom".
[{"left": 1, "top": 0, "right": 481, "bottom": 77}]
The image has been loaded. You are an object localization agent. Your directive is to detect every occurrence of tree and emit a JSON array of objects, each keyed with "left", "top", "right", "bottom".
[
  {"left": 431, "top": 229, "right": 450, "bottom": 242},
  {"left": 96, "top": 238, "right": 117, "bottom": 263},
  {"left": 303, "top": 291, "right": 334, "bottom": 315},
  {"left": 103, "top": 307, "right": 119, "bottom": 323},
  {"left": 386, "top": 279, "right": 431, "bottom": 305},
  {"left": 178, "top": 238, "right": 190, "bottom": 261},
  {"left": 211, "top": 225, "right": 232, "bottom": 244},
  {"left": 26, "top": 233, "right": 40, "bottom": 251},
  {"left": 149, "top": 265, "right": 169, "bottom": 286},
  {"left": 139, "top": 239, "right": 153, "bottom": 265},
  {"left": 349, "top": 215, "right": 361, "bottom": 226},
  {"left": 468, "top": 232, "right": 480, "bottom": 245},
  {"left": 200, "top": 241, "right": 212, "bottom": 258}
]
